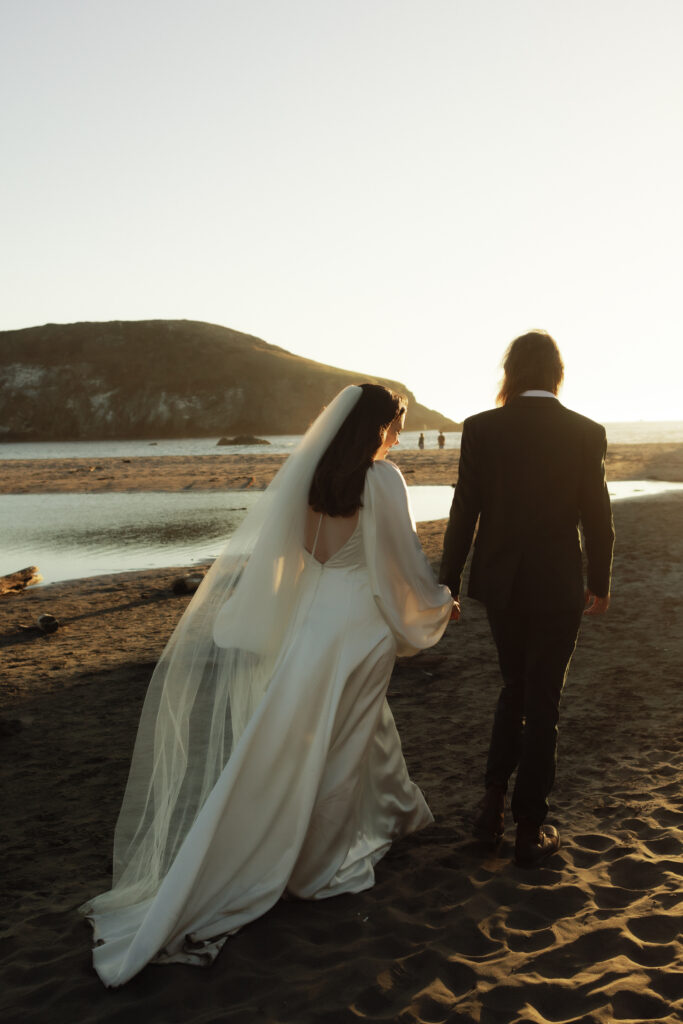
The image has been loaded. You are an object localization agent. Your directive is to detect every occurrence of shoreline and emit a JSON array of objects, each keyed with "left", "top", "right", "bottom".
[{"left": 1, "top": 442, "right": 682, "bottom": 493}]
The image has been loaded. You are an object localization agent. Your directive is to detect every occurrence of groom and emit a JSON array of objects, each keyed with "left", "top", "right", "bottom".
[{"left": 439, "top": 331, "right": 614, "bottom": 867}]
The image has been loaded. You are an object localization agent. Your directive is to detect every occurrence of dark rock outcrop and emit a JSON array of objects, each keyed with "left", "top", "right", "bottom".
[
  {"left": 0, "top": 319, "right": 460, "bottom": 441},
  {"left": 217, "top": 435, "right": 270, "bottom": 446}
]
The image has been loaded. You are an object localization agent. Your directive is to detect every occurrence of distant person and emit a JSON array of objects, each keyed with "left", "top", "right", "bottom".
[
  {"left": 418, "top": 432, "right": 425, "bottom": 450},
  {"left": 437, "top": 430, "right": 446, "bottom": 450},
  {"left": 439, "top": 331, "right": 614, "bottom": 867},
  {"left": 81, "top": 384, "right": 454, "bottom": 986}
]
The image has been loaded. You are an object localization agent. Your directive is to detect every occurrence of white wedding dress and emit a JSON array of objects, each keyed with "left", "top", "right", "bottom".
[{"left": 81, "top": 398, "right": 452, "bottom": 988}]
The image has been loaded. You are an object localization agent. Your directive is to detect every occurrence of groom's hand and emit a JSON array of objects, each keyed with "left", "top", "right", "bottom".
[
  {"left": 584, "top": 589, "right": 610, "bottom": 615},
  {"left": 450, "top": 599, "right": 461, "bottom": 621}
]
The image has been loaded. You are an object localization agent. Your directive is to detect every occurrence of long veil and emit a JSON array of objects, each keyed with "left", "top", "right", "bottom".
[{"left": 82, "top": 385, "right": 363, "bottom": 917}]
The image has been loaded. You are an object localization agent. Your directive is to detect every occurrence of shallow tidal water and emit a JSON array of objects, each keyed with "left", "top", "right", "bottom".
[{"left": 1, "top": 481, "right": 681, "bottom": 586}]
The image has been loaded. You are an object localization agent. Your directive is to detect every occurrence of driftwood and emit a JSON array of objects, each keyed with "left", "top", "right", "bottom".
[{"left": 0, "top": 566, "right": 42, "bottom": 596}]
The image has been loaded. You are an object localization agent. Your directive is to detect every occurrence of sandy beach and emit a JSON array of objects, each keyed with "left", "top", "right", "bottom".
[
  {"left": 1, "top": 442, "right": 682, "bottom": 493},
  {"left": 1, "top": 452, "right": 682, "bottom": 1023}
]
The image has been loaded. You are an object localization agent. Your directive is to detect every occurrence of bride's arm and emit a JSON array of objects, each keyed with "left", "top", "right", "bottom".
[{"left": 362, "top": 460, "right": 454, "bottom": 656}]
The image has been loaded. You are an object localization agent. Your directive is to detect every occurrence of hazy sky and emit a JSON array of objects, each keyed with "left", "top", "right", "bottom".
[{"left": 2, "top": 0, "right": 681, "bottom": 421}]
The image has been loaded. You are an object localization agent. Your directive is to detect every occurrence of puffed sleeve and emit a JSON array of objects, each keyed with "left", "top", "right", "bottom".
[{"left": 361, "top": 460, "right": 453, "bottom": 656}]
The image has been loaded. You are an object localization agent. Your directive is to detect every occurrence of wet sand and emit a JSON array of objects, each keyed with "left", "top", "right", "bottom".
[
  {"left": 1, "top": 466, "right": 682, "bottom": 1021},
  {"left": 1, "top": 442, "right": 682, "bottom": 493}
]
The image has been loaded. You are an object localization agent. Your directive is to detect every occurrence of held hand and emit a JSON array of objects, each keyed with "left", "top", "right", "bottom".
[
  {"left": 584, "top": 589, "right": 610, "bottom": 616},
  {"left": 450, "top": 599, "right": 461, "bottom": 621}
]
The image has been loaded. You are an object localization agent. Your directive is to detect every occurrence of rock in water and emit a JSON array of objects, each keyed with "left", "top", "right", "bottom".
[{"left": 217, "top": 434, "right": 270, "bottom": 446}]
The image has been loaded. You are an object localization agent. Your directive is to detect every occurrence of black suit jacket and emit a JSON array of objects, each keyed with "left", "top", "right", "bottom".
[{"left": 439, "top": 397, "right": 615, "bottom": 611}]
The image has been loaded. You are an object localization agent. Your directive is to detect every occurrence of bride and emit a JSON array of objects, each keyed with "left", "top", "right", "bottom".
[{"left": 81, "top": 383, "right": 454, "bottom": 987}]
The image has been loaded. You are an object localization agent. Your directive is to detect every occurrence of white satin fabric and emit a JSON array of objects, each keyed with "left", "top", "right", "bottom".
[{"left": 86, "top": 460, "right": 452, "bottom": 986}]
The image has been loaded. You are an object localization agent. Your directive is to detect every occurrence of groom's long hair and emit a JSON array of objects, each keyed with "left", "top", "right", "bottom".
[
  {"left": 309, "top": 383, "right": 406, "bottom": 517},
  {"left": 497, "top": 330, "right": 565, "bottom": 406}
]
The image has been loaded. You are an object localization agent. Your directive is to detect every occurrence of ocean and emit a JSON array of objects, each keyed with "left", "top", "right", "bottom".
[{"left": 0, "top": 422, "right": 682, "bottom": 461}]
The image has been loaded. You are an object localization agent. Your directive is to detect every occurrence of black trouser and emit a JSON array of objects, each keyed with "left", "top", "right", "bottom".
[{"left": 484, "top": 607, "right": 582, "bottom": 826}]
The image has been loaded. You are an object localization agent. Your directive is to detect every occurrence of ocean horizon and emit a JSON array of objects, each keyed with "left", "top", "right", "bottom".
[{"left": 1, "top": 421, "right": 682, "bottom": 461}]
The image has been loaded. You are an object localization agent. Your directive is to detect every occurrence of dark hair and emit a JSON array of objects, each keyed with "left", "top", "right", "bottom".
[
  {"left": 309, "top": 383, "right": 407, "bottom": 516},
  {"left": 496, "top": 330, "right": 564, "bottom": 406}
]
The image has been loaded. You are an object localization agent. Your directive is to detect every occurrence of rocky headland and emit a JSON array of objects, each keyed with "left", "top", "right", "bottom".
[{"left": 0, "top": 320, "right": 459, "bottom": 441}]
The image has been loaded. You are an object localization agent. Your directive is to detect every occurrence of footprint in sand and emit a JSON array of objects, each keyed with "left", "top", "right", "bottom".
[
  {"left": 627, "top": 912, "right": 683, "bottom": 944},
  {"left": 505, "top": 905, "right": 551, "bottom": 931},
  {"left": 655, "top": 891, "right": 683, "bottom": 912},
  {"left": 607, "top": 854, "right": 676, "bottom": 890},
  {"left": 644, "top": 833, "right": 682, "bottom": 856},
  {"left": 572, "top": 832, "right": 616, "bottom": 851},
  {"left": 592, "top": 883, "right": 644, "bottom": 910},
  {"left": 619, "top": 817, "right": 665, "bottom": 840},
  {"left": 482, "top": 975, "right": 600, "bottom": 1022},
  {"left": 622, "top": 937, "right": 679, "bottom": 968},
  {"left": 654, "top": 778, "right": 682, "bottom": 795},
  {"left": 651, "top": 762, "right": 678, "bottom": 777},
  {"left": 651, "top": 805, "right": 683, "bottom": 827},
  {"left": 514, "top": 883, "right": 590, "bottom": 921},
  {"left": 571, "top": 847, "right": 609, "bottom": 869},
  {"left": 610, "top": 988, "right": 672, "bottom": 1021},
  {"left": 378, "top": 948, "right": 477, "bottom": 1002},
  {"left": 528, "top": 926, "right": 629, "bottom": 978}
]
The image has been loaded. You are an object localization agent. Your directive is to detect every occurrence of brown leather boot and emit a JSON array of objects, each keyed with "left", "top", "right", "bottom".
[
  {"left": 514, "top": 821, "right": 560, "bottom": 867},
  {"left": 473, "top": 786, "right": 505, "bottom": 846}
]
